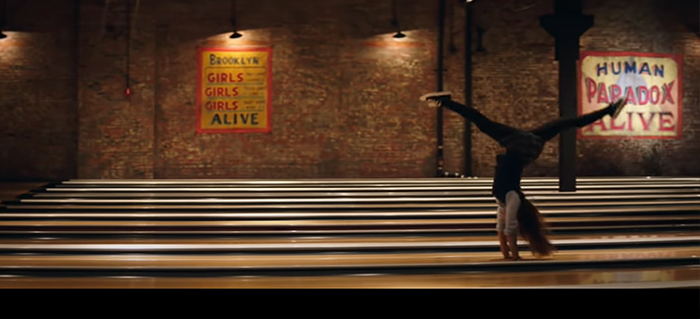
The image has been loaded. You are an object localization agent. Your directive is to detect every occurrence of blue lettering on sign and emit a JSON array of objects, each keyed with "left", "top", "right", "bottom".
[{"left": 595, "top": 61, "right": 665, "bottom": 78}]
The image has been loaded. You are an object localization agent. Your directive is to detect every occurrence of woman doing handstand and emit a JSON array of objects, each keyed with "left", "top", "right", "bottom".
[{"left": 420, "top": 92, "right": 627, "bottom": 261}]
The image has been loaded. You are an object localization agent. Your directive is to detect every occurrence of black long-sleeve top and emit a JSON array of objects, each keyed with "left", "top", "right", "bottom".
[{"left": 492, "top": 153, "right": 527, "bottom": 203}]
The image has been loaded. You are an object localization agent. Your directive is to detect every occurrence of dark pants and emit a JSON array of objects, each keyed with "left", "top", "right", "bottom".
[{"left": 440, "top": 100, "right": 612, "bottom": 144}]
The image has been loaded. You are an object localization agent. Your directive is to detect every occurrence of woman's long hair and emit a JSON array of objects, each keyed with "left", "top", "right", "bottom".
[{"left": 517, "top": 198, "right": 556, "bottom": 257}]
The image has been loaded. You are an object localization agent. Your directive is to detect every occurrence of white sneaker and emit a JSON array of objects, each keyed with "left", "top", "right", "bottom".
[
  {"left": 419, "top": 92, "right": 452, "bottom": 108},
  {"left": 419, "top": 91, "right": 452, "bottom": 101},
  {"left": 612, "top": 98, "right": 628, "bottom": 119}
]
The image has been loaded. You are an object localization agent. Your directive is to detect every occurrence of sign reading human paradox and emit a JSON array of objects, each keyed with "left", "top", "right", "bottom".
[
  {"left": 578, "top": 51, "right": 683, "bottom": 139},
  {"left": 197, "top": 47, "right": 272, "bottom": 133}
]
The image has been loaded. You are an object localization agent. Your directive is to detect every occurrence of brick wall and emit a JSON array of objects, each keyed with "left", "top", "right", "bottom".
[
  {"left": 445, "top": 0, "right": 561, "bottom": 177},
  {"left": 0, "top": 0, "right": 77, "bottom": 181},
  {"left": 576, "top": 0, "right": 700, "bottom": 176},
  {"left": 447, "top": 0, "right": 699, "bottom": 177},
  {"left": 0, "top": 0, "right": 697, "bottom": 180},
  {"left": 77, "top": 0, "right": 156, "bottom": 178},
  {"left": 150, "top": 0, "right": 442, "bottom": 178}
]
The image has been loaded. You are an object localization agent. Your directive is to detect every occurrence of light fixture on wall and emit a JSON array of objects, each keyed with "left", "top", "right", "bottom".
[
  {"left": 391, "top": 0, "right": 405, "bottom": 39},
  {"left": 230, "top": 0, "right": 242, "bottom": 39},
  {"left": 0, "top": 32, "right": 6, "bottom": 39}
]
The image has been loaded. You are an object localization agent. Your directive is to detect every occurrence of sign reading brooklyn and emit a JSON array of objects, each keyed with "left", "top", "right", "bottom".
[
  {"left": 197, "top": 47, "right": 272, "bottom": 133},
  {"left": 578, "top": 51, "right": 682, "bottom": 139}
]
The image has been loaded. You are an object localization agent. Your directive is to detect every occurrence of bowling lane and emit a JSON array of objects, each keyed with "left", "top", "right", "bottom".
[
  {"left": 0, "top": 246, "right": 695, "bottom": 269},
  {"left": 58, "top": 177, "right": 700, "bottom": 185},
  {"left": 0, "top": 264, "right": 696, "bottom": 289},
  {"left": 0, "top": 233, "right": 694, "bottom": 253},
  {"left": 39, "top": 184, "right": 700, "bottom": 192},
  {"left": 0, "top": 224, "right": 694, "bottom": 235},
  {"left": 30, "top": 188, "right": 700, "bottom": 197},
  {"left": 0, "top": 215, "right": 695, "bottom": 227},
  {"left": 0, "top": 230, "right": 695, "bottom": 245},
  {"left": 0, "top": 214, "right": 695, "bottom": 235},
  {"left": 6, "top": 200, "right": 700, "bottom": 211},
  {"left": 1, "top": 205, "right": 699, "bottom": 219},
  {"left": 15, "top": 196, "right": 700, "bottom": 204}
]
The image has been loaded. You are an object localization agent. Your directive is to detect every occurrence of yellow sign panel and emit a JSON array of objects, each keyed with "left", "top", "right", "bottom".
[
  {"left": 578, "top": 51, "right": 683, "bottom": 139},
  {"left": 197, "top": 47, "right": 272, "bottom": 133}
]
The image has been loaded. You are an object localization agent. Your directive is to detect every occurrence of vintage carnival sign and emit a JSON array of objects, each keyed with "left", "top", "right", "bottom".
[
  {"left": 578, "top": 51, "right": 682, "bottom": 139},
  {"left": 197, "top": 47, "right": 272, "bottom": 133}
]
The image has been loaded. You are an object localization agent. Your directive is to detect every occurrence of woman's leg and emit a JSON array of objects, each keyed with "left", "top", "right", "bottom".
[
  {"left": 530, "top": 99, "right": 627, "bottom": 142},
  {"left": 496, "top": 202, "right": 511, "bottom": 259},
  {"left": 421, "top": 92, "right": 520, "bottom": 142},
  {"left": 503, "top": 190, "right": 521, "bottom": 260}
]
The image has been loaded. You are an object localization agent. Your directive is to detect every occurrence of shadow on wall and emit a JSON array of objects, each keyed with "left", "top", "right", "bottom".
[
  {"left": 578, "top": 151, "right": 625, "bottom": 176},
  {"left": 641, "top": 143, "right": 663, "bottom": 176},
  {"left": 422, "top": 155, "right": 436, "bottom": 177},
  {"left": 579, "top": 142, "right": 665, "bottom": 176},
  {"left": 520, "top": 146, "right": 664, "bottom": 177},
  {"left": 318, "top": 158, "right": 340, "bottom": 177},
  {"left": 522, "top": 160, "right": 556, "bottom": 177},
  {"left": 652, "top": 0, "right": 700, "bottom": 34}
]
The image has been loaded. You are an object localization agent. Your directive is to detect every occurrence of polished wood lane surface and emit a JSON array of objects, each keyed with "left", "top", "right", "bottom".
[
  {"left": 0, "top": 247, "right": 695, "bottom": 270},
  {"left": 0, "top": 178, "right": 698, "bottom": 288},
  {"left": 0, "top": 224, "right": 693, "bottom": 235},
  {"left": 40, "top": 184, "right": 700, "bottom": 192},
  {"left": 7, "top": 200, "right": 699, "bottom": 211},
  {"left": 0, "top": 218, "right": 694, "bottom": 236},
  {"left": 57, "top": 177, "right": 700, "bottom": 185},
  {"left": 0, "top": 266, "right": 695, "bottom": 288},
  {"left": 15, "top": 196, "right": 700, "bottom": 204},
  {"left": 0, "top": 231, "right": 695, "bottom": 245},
  {"left": 0, "top": 215, "right": 695, "bottom": 226},
  {"left": 0, "top": 235, "right": 693, "bottom": 254},
  {"left": 1, "top": 206, "right": 698, "bottom": 219},
  {"left": 29, "top": 188, "right": 700, "bottom": 198}
]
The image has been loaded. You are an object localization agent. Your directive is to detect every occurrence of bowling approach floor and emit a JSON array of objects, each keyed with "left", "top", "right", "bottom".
[{"left": 0, "top": 177, "right": 698, "bottom": 289}]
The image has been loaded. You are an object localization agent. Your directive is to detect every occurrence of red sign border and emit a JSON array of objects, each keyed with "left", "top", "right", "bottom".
[
  {"left": 577, "top": 51, "right": 683, "bottom": 140},
  {"left": 196, "top": 46, "right": 273, "bottom": 134}
]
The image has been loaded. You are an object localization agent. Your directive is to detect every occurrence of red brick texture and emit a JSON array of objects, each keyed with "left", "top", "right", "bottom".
[
  {"left": 445, "top": 0, "right": 699, "bottom": 177},
  {"left": 576, "top": 0, "right": 700, "bottom": 176},
  {"left": 151, "top": 0, "right": 441, "bottom": 178},
  {"left": 77, "top": 0, "right": 156, "bottom": 179},
  {"left": 0, "top": 0, "right": 697, "bottom": 180},
  {"left": 0, "top": 0, "right": 78, "bottom": 181}
]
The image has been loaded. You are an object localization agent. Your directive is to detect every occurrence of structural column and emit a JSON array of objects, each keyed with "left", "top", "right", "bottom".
[
  {"left": 539, "top": 0, "right": 593, "bottom": 191},
  {"left": 436, "top": 0, "right": 446, "bottom": 177},
  {"left": 463, "top": 0, "right": 473, "bottom": 177}
]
